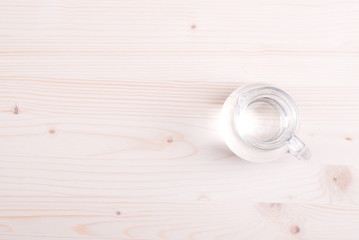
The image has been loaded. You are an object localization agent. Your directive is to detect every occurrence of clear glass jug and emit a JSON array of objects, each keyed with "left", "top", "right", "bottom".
[{"left": 221, "top": 83, "right": 311, "bottom": 162}]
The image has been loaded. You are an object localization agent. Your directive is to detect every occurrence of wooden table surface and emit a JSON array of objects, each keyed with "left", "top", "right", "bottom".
[{"left": 1, "top": 0, "right": 359, "bottom": 239}]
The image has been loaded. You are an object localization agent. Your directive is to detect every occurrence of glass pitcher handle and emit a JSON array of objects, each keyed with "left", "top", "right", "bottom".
[{"left": 288, "top": 135, "right": 311, "bottom": 160}]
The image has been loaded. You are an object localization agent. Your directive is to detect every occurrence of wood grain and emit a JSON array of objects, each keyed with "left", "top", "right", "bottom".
[{"left": 0, "top": 0, "right": 359, "bottom": 239}]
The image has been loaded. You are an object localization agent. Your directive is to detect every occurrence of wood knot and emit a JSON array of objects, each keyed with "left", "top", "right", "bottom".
[
  {"left": 48, "top": 128, "right": 56, "bottom": 134},
  {"left": 258, "top": 202, "right": 282, "bottom": 209},
  {"left": 256, "top": 202, "right": 283, "bottom": 219},
  {"left": 115, "top": 210, "right": 121, "bottom": 216},
  {"left": 268, "top": 203, "right": 281, "bottom": 208},
  {"left": 198, "top": 194, "right": 209, "bottom": 201},
  {"left": 290, "top": 225, "right": 300, "bottom": 235},
  {"left": 345, "top": 137, "right": 352, "bottom": 141},
  {"left": 190, "top": 24, "right": 197, "bottom": 30},
  {"left": 13, "top": 105, "right": 19, "bottom": 114},
  {"left": 324, "top": 166, "right": 352, "bottom": 194},
  {"left": 166, "top": 137, "right": 174, "bottom": 143}
]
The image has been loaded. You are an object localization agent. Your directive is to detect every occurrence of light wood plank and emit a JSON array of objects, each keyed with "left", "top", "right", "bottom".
[{"left": 1, "top": 0, "right": 359, "bottom": 239}]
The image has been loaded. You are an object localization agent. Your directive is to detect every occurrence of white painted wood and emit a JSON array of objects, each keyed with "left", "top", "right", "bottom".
[{"left": 0, "top": 0, "right": 359, "bottom": 239}]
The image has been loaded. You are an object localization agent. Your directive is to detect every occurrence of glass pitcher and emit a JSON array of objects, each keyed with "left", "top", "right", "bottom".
[{"left": 221, "top": 83, "right": 311, "bottom": 162}]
